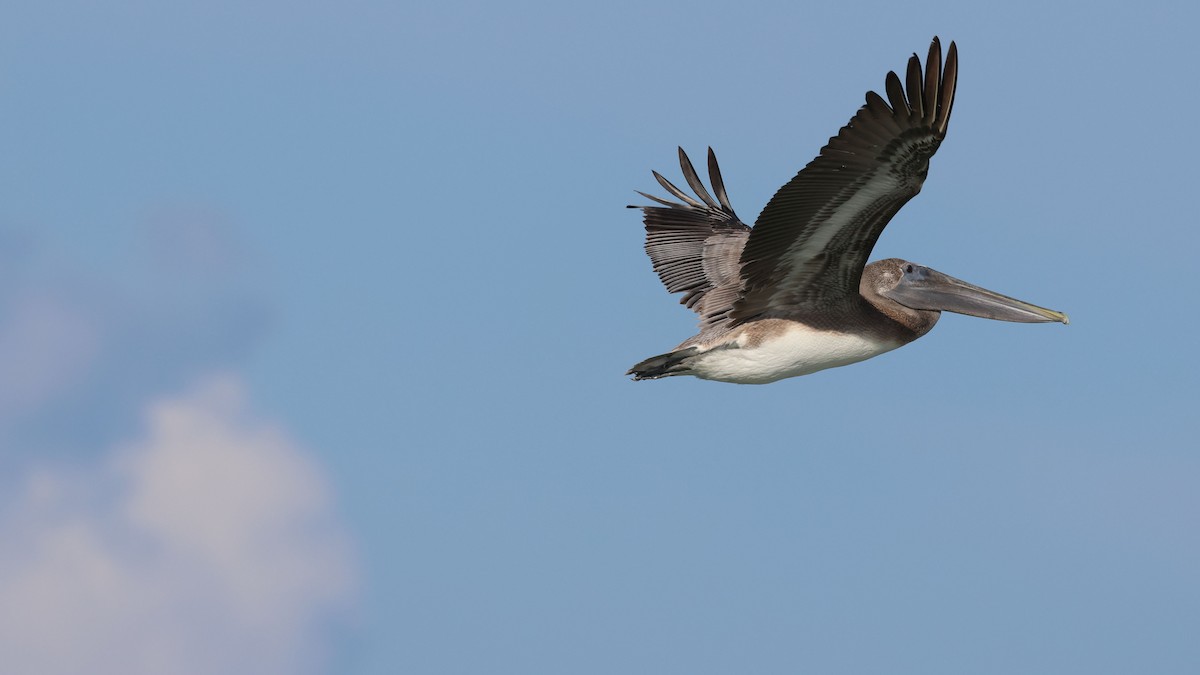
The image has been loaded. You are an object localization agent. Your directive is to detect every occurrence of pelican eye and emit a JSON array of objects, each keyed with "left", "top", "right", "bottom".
[{"left": 905, "top": 264, "right": 914, "bottom": 274}]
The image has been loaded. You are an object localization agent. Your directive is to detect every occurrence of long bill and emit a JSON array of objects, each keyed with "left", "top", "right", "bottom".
[{"left": 883, "top": 266, "right": 1069, "bottom": 324}]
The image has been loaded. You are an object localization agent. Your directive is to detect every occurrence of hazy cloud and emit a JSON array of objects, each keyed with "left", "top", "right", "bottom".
[
  {"left": 0, "top": 216, "right": 269, "bottom": 456},
  {"left": 0, "top": 289, "right": 99, "bottom": 420},
  {"left": 0, "top": 375, "right": 356, "bottom": 675}
]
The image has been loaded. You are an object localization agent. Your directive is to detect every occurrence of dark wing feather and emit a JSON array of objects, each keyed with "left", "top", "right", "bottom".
[
  {"left": 631, "top": 147, "right": 751, "bottom": 330},
  {"left": 731, "top": 37, "right": 958, "bottom": 323}
]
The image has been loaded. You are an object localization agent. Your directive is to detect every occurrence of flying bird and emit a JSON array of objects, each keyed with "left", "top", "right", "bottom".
[{"left": 627, "top": 37, "right": 1067, "bottom": 384}]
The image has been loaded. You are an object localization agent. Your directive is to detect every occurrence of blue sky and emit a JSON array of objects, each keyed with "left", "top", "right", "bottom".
[{"left": 2, "top": 1, "right": 1198, "bottom": 673}]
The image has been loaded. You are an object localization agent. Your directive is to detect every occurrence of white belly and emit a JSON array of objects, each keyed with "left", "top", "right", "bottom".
[{"left": 689, "top": 323, "right": 901, "bottom": 384}]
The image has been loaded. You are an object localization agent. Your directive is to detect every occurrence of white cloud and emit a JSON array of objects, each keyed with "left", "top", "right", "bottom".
[{"left": 0, "top": 375, "right": 356, "bottom": 675}]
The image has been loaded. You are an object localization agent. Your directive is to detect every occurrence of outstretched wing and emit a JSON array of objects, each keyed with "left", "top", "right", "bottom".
[
  {"left": 631, "top": 147, "right": 751, "bottom": 330},
  {"left": 731, "top": 37, "right": 958, "bottom": 324}
]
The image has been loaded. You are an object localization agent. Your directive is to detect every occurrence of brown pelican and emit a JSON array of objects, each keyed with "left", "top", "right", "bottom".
[{"left": 628, "top": 38, "right": 1067, "bottom": 384}]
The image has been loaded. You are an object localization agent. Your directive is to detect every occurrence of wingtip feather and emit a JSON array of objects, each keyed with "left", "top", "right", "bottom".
[
  {"left": 884, "top": 70, "right": 908, "bottom": 121},
  {"left": 678, "top": 147, "right": 720, "bottom": 209},
  {"left": 652, "top": 170, "right": 704, "bottom": 208},
  {"left": 938, "top": 41, "right": 958, "bottom": 134},
  {"left": 707, "top": 147, "right": 734, "bottom": 213},
  {"left": 923, "top": 38, "right": 943, "bottom": 126}
]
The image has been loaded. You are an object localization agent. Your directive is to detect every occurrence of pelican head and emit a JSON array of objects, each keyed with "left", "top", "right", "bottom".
[{"left": 866, "top": 258, "right": 1069, "bottom": 326}]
